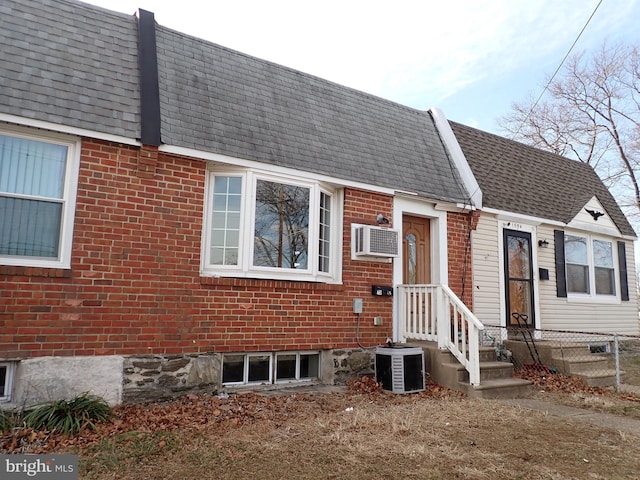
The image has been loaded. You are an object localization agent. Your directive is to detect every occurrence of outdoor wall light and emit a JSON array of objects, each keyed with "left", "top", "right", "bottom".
[
  {"left": 538, "top": 239, "right": 549, "bottom": 248},
  {"left": 376, "top": 213, "right": 390, "bottom": 224}
]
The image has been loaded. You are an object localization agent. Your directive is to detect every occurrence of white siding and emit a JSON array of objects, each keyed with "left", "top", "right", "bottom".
[
  {"left": 537, "top": 225, "right": 639, "bottom": 335},
  {"left": 471, "top": 214, "right": 501, "bottom": 325},
  {"left": 471, "top": 215, "right": 639, "bottom": 335}
]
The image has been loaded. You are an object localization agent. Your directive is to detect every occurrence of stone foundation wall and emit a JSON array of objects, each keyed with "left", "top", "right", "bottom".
[
  {"left": 7, "top": 349, "right": 377, "bottom": 408},
  {"left": 331, "top": 348, "right": 375, "bottom": 384},
  {"left": 122, "top": 353, "right": 221, "bottom": 404}
]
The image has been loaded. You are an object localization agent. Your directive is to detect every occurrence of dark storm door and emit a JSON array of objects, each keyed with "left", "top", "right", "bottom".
[{"left": 503, "top": 229, "right": 534, "bottom": 327}]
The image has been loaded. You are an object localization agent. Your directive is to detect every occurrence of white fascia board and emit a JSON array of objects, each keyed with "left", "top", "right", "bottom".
[
  {"left": 486, "top": 207, "right": 554, "bottom": 226},
  {"left": 429, "top": 107, "right": 482, "bottom": 209},
  {"left": 484, "top": 206, "right": 636, "bottom": 240},
  {"left": 394, "top": 191, "right": 475, "bottom": 211},
  {"left": 434, "top": 202, "right": 476, "bottom": 212},
  {"left": 160, "top": 144, "right": 396, "bottom": 195},
  {"left": 0, "top": 113, "right": 140, "bottom": 147}
]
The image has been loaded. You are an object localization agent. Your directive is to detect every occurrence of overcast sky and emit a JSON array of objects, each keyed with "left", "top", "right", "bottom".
[{"left": 82, "top": 0, "right": 639, "bottom": 134}]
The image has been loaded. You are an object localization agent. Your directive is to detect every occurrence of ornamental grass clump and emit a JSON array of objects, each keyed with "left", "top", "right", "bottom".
[
  {"left": 22, "top": 392, "right": 114, "bottom": 435},
  {"left": 0, "top": 408, "right": 16, "bottom": 432}
]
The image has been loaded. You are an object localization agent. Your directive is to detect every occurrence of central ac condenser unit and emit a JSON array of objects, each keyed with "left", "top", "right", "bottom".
[{"left": 375, "top": 346, "right": 425, "bottom": 394}]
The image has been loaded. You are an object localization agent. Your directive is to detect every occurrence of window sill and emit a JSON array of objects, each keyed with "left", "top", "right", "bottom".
[
  {"left": 0, "top": 265, "right": 72, "bottom": 278},
  {"left": 566, "top": 294, "right": 620, "bottom": 305},
  {"left": 200, "top": 276, "right": 343, "bottom": 291}
]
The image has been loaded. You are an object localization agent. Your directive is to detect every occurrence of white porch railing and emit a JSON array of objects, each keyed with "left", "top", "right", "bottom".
[{"left": 398, "top": 284, "right": 485, "bottom": 386}]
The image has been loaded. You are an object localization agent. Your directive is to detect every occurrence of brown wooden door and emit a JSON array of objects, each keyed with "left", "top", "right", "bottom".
[{"left": 403, "top": 215, "right": 431, "bottom": 284}]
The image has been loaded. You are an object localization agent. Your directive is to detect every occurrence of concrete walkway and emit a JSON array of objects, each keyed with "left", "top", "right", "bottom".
[{"left": 499, "top": 397, "right": 640, "bottom": 436}]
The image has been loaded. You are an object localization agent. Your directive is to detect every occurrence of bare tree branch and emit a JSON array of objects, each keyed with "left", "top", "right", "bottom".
[{"left": 499, "top": 41, "right": 640, "bottom": 226}]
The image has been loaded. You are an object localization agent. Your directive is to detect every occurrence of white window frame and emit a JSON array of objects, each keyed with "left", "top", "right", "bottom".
[
  {"left": 222, "top": 353, "right": 273, "bottom": 385},
  {"left": 275, "top": 351, "right": 321, "bottom": 383},
  {"left": 565, "top": 232, "right": 619, "bottom": 303},
  {"left": 0, "top": 362, "right": 15, "bottom": 403},
  {"left": 222, "top": 351, "right": 320, "bottom": 386},
  {"left": 201, "top": 167, "right": 342, "bottom": 283},
  {"left": 0, "top": 125, "right": 80, "bottom": 269}
]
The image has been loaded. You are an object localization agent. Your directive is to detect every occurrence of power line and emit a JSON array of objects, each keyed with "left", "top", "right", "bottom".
[
  {"left": 513, "top": 0, "right": 603, "bottom": 138},
  {"left": 468, "top": 0, "right": 603, "bottom": 200},
  {"left": 457, "top": 1, "right": 604, "bottom": 300}
]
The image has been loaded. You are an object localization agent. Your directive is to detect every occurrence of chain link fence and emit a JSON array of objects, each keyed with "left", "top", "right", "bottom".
[{"left": 480, "top": 325, "right": 640, "bottom": 393}]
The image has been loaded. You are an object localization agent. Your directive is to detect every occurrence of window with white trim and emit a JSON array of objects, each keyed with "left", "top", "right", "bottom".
[
  {"left": 0, "top": 127, "right": 80, "bottom": 268},
  {"left": 275, "top": 352, "right": 320, "bottom": 382},
  {"left": 202, "top": 169, "right": 341, "bottom": 282},
  {"left": 0, "top": 362, "right": 15, "bottom": 402},
  {"left": 222, "top": 352, "right": 320, "bottom": 385},
  {"left": 565, "top": 234, "right": 616, "bottom": 296}
]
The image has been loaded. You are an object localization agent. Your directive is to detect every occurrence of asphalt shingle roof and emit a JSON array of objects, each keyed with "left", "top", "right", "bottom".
[
  {"left": 0, "top": 0, "right": 471, "bottom": 205},
  {"left": 155, "top": 27, "right": 469, "bottom": 203},
  {"left": 0, "top": 0, "right": 140, "bottom": 139},
  {"left": 450, "top": 121, "right": 635, "bottom": 237}
]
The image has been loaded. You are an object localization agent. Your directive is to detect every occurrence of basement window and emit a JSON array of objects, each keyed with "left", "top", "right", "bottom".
[
  {"left": 0, "top": 362, "right": 15, "bottom": 402},
  {"left": 222, "top": 352, "right": 320, "bottom": 386},
  {"left": 222, "top": 353, "right": 272, "bottom": 385},
  {"left": 275, "top": 352, "right": 320, "bottom": 382},
  {"left": 589, "top": 343, "right": 610, "bottom": 354}
]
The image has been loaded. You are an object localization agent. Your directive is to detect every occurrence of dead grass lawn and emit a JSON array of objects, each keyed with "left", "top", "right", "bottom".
[
  {"left": 78, "top": 391, "right": 640, "bottom": 480},
  {"left": 4, "top": 377, "right": 640, "bottom": 480}
]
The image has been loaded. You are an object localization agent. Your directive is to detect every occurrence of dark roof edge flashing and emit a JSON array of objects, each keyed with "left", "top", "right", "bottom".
[{"left": 137, "top": 9, "right": 162, "bottom": 146}]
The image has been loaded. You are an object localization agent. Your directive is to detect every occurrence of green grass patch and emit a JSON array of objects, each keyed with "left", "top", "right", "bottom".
[{"left": 81, "top": 431, "right": 179, "bottom": 478}]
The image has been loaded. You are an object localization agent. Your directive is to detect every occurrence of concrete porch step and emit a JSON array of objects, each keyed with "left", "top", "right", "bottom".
[
  {"left": 550, "top": 355, "right": 610, "bottom": 374},
  {"left": 409, "top": 341, "right": 532, "bottom": 398},
  {"left": 574, "top": 369, "right": 623, "bottom": 388},
  {"left": 465, "top": 378, "right": 533, "bottom": 399},
  {"left": 505, "top": 339, "right": 620, "bottom": 388},
  {"left": 442, "top": 361, "right": 515, "bottom": 383},
  {"left": 479, "top": 346, "right": 498, "bottom": 363}
]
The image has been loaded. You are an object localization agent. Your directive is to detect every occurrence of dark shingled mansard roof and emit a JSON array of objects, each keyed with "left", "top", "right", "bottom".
[
  {"left": 0, "top": 0, "right": 470, "bottom": 205},
  {"left": 450, "top": 121, "right": 635, "bottom": 237},
  {"left": 0, "top": 0, "right": 140, "bottom": 138}
]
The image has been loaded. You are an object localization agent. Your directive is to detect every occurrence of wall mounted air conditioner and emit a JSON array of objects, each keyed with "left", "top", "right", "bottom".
[
  {"left": 375, "top": 346, "right": 425, "bottom": 394},
  {"left": 354, "top": 225, "right": 399, "bottom": 257}
]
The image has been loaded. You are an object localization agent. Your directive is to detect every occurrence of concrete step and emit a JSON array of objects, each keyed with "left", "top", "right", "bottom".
[
  {"left": 574, "top": 369, "right": 623, "bottom": 388},
  {"left": 478, "top": 361, "right": 515, "bottom": 380},
  {"left": 442, "top": 361, "right": 515, "bottom": 383},
  {"left": 479, "top": 346, "right": 498, "bottom": 363},
  {"left": 545, "top": 342, "right": 593, "bottom": 358},
  {"left": 465, "top": 378, "right": 533, "bottom": 400},
  {"left": 550, "top": 355, "right": 609, "bottom": 374},
  {"left": 418, "top": 341, "right": 532, "bottom": 399}
]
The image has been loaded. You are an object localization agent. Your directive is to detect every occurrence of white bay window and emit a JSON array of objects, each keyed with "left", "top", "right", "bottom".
[
  {"left": 0, "top": 127, "right": 80, "bottom": 268},
  {"left": 202, "top": 169, "right": 341, "bottom": 282}
]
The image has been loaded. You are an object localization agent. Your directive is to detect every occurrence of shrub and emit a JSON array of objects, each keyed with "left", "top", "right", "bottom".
[{"left": 22, "top": 392, "right": 114, "bottom": 435}]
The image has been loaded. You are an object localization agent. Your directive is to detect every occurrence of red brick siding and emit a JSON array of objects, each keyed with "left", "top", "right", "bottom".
[
  {"left": 446, "top": 209, "right": 480, "bottom": 308},
  {"left": 0, "top": 140, "right": 397, "bottom": 358}
]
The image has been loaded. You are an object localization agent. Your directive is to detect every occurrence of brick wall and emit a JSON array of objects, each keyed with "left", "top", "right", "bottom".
[
  {"left": 446, "top": 209, "right": 480, "bottom": 307},
  {"left": 0, "top": 139, "right": 397, "bottom": 358}
]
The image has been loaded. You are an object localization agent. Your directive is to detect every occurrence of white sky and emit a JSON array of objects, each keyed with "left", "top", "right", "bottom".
[{"left": 82, "top": 0, "right": 639, "bottom": 133}]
